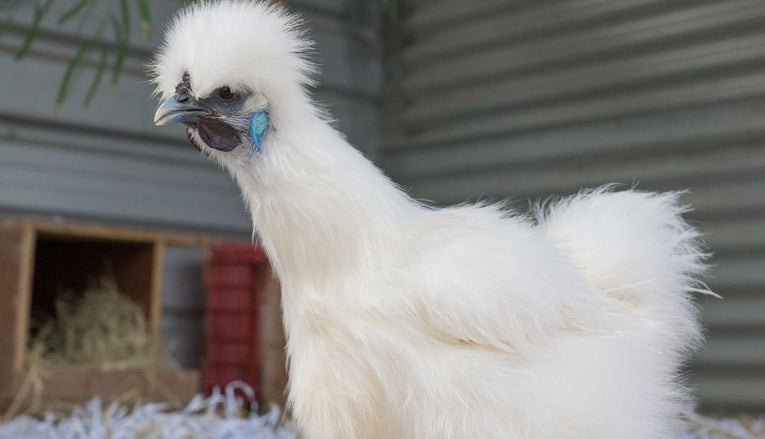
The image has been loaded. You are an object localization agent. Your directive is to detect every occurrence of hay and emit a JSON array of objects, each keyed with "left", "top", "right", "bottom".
[
  {"left": 0, "top": 382, "right": 296, "bottom": 439},
  {"left": 27, "top": 276, "right": 177, "bottom": 371}
]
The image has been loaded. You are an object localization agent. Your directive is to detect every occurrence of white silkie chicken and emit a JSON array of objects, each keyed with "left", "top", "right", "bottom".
[{"left": 151, "top": 2, "right": 711, "bottom": 438}]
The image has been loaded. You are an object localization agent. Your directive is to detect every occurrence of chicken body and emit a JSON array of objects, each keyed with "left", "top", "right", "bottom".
[
  {"left": 151, "top": 2, "right": 709, "bottom": 438},
  {"left": 281, "top": 190, "right": 705, "bottom": 439}
]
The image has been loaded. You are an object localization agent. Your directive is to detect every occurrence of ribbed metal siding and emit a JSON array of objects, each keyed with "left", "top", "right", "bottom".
[
  {"left": 382, "top": 0, "right": 765, "bottom": 412},
  {"left": 0, "top": 0, "right": 382, "bottom": 367}
]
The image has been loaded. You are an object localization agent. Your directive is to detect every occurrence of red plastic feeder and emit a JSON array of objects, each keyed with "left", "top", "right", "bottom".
[{"left": 203, "top": 241, "right": 269, "bottom": 401}]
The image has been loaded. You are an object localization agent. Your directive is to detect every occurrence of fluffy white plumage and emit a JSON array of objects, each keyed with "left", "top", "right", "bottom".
[{"left": 152, "top": 2, "right": 712, "bottom": 438}]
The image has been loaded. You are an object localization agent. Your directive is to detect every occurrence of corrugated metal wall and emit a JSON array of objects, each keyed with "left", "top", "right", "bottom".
[
  {"left": 0, "top": 0, "right": 382, "bottom": 367},
  {"left": 381, "top": 0, "right": 765, "bottom": 412}
]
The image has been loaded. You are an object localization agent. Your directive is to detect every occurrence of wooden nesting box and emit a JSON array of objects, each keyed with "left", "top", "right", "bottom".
[{"left": 0, "top": 217, "right": 209, "bottom": 409}]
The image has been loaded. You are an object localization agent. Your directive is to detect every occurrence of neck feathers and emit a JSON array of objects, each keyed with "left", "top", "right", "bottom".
[{"left": 234, "top": 111, "right": 418, "bottom": 287}]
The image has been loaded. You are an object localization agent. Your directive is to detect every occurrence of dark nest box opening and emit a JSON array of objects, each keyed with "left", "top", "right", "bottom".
[{"left": 30, "top": 236, "right": 154, "bottom": 339}]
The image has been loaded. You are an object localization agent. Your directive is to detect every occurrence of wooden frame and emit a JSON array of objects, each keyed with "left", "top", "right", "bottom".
[{"left": 0, "top": 217, "right": 209, "bottom": 409}]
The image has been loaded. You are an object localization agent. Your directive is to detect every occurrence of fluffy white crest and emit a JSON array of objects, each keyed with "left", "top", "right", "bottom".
[{"left": 151, "top": 0, "right": 315, "bottom": 102}]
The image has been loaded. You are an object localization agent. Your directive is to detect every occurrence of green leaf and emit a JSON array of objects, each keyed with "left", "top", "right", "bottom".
[
  {"left": 56, "top": 40, "right": 95, "bottom": 111},
  {"left": 75, "top": 0, "right": 99, "bottom": 31},
  {"left": 136, "top": 0, "right": 151, "bottom": 41},
  {"left": 380, "top": 0, "right": 397, "bottom": 18},
  {"left": 113, "top": 42, "right": 127, "bottom": 84},
  {"left": 83, "top": 42, "right": 107, "bottom": 107},
  {"left": 388, "top": 0, "right": 398, "bottom": 18},
  {"left": 0, "top": 15, "right": 13, "bottom": 42},
  {"left": 58, "top": 0, "right": 91, "bottom": 25},
  {"left": 119, "top": 0, "right": 130, "bottom": 39},
  {"left": 110, "top": 17, "right": 122, "bottom": 47},
  {"left": 350, "top": 0, "right": 360, "bottom": 24},
  {"left": 110, "top": 17, "right": 128, "bottom": 85},
  {"left": 15, "top": 0, "right": 53, "bottom": 60},
  {"left": 110, "top": 0, "right": 131, "bottom": 84}
]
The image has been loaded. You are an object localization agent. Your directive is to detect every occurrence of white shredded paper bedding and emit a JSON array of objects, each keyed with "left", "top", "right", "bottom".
[
  {"left": 1, "top": 385, "right": 763, "bottom": 439},
  {"left": 681, "top": 412, "right": 765, "bottom": 439},
  {"left": 0, "top": 382, "right": 295, "bottom": 439}
]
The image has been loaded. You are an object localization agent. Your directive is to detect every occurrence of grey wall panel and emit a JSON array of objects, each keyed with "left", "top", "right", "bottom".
[
  {"left": 309, "top": 13, "right": 382, "bottom": 99},
  {"left": 384, "top": 98, "right": 765, "bottom": 179},
  {"left": 694, "top": 377, "right": 765, "bottom": 410},
  {"left": 383, "top": 0, "right": 765, "bottom": 412},
  {"left": 701, "top": 296, "right": 765, "bottom": 328},
  {"left": 162, "top": 246, "right": 205, "bottom": 368},
  {"left": 402, "top": 1, "right": 765, "bottom": 93},
  {"left": 0, "top": 126, "right": 251, "bottom": 233},
  {"left": 696, "top": 337, "right": 765, "bottom": 376}
]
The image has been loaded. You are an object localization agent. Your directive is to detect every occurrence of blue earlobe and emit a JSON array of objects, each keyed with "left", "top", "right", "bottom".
[{"left": 250, "top": 110, "right": 269, "bottom": 153}]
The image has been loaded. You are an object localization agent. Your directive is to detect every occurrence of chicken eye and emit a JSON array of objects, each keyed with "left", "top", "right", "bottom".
[{"left": 218, "top": 86, "right": 235, "bottom": 101}]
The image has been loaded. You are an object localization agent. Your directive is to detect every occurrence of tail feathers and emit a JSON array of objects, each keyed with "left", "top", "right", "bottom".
[{"left": 537, "top": 187, "right": 714, "bottom": 355}]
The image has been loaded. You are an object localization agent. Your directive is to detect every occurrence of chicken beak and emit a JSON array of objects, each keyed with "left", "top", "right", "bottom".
[{"left": 154, "top": 94, "right": 206, "bottom": 126}]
